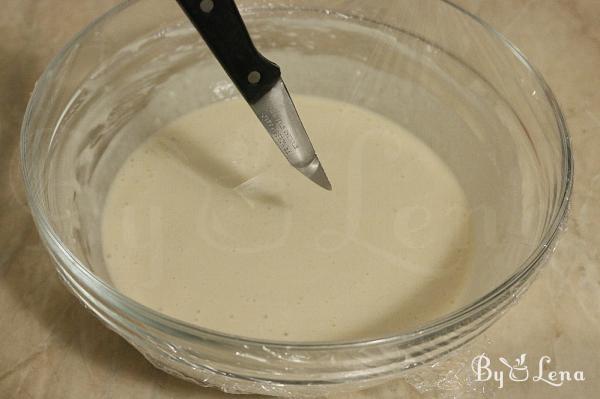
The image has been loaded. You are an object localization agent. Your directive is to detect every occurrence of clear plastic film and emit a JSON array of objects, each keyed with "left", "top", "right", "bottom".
[{"left": 21, "top": 0, "right": 572, "bottom": 397}]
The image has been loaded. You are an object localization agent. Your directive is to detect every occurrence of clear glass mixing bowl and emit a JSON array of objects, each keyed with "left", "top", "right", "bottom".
[{"left": 21, "top": 0, "right": 572, "bottom": 396}]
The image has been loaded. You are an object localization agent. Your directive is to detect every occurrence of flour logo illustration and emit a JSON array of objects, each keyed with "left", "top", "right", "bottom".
[{"left": 472, "top": 353, "right": 585, "bottom": 389}]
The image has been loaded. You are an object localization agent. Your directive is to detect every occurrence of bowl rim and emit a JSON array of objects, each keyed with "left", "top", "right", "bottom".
[{"left": 21, "top": 0, "right": 574, "bottom": 350}]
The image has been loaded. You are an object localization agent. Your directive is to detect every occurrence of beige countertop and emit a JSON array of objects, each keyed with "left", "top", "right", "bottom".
[{"left": 1, "top": 1, "right": 598, "bottom": 398}]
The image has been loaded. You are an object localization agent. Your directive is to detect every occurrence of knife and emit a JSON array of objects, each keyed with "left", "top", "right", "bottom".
[{"left": 175, "top": 0, "right": 332, "bottom": 190}]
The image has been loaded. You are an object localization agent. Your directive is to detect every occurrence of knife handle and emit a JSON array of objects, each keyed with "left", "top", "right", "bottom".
[{"left": 176, "top": 0, "right": 281, "bottom": 103}]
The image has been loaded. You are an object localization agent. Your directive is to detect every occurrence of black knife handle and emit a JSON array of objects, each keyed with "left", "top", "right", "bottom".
[{"left": 176, "top": 0, "right": 281, "bottom": 103}]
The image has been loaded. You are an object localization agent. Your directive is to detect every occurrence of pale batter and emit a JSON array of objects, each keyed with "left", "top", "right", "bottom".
[{"left": 101, "top": 96, "right": 473, "bottom": 341}]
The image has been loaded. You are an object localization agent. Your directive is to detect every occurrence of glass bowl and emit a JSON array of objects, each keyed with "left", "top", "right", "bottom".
[{"left": 21, "top": 0, "right": 572, "bottom": 396}]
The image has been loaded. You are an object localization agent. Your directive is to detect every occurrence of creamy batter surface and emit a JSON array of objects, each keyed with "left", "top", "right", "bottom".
[{"left": 102, "top": 96, "right": 473, "bottom": 341}]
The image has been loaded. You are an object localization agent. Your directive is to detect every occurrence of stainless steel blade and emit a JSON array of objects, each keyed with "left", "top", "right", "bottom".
[{"left": 251, "top": 79, "right": 332, "bottom": 190}]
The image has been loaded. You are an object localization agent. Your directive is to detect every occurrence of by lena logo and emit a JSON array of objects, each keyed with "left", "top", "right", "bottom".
[{"left": 471, "top": 353, "right": 585, "bottom": 389}]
